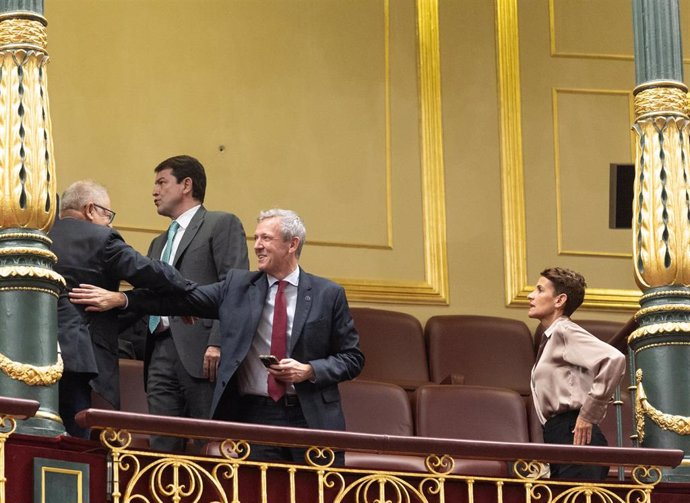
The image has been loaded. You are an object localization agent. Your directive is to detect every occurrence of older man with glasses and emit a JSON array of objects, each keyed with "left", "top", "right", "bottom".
[{"left": 49, "top": 180, "right": 192, "bottom": 438}]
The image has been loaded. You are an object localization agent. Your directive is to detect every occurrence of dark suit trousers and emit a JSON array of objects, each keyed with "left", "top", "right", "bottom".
[
  {"left": 543, "top": 409, "right": 609, "bottom": 480},
  {"left": 237, "top": 395, "right": 344, "bottom": 466},
  {"left": 147, "top": 332, "right": 214, "bottom": 452},
  {"left": 59, "top": 372, "right": 93, "bottom": 438}
]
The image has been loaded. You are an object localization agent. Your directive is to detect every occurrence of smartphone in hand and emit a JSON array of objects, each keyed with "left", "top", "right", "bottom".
[{"left": 259, "top": 354, "right": 280, "bottom": 367}]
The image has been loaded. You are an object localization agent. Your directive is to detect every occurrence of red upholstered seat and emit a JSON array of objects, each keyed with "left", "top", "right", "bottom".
[
  {"left": 415, "top": 384, "right": 530, "bottom": 476},
  {"left": 425, "top": 315, "right": 534, "bottom": 395},
  {"left": 341, "top": 379, "right": 413, "bottom": 436},
  {"left": 91, "top": 358, "right": 149, "bottom": 448},
  {"left": 340, "top": 379, "right": 425, "bottom": 471},
  {"left": 350, "top": 308, "right": 431, "bottom": 392}
]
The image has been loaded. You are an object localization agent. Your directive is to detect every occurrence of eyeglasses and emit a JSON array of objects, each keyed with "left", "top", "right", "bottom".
[{"left": 92, "top": 203, "right": 116, "bottom": 224}]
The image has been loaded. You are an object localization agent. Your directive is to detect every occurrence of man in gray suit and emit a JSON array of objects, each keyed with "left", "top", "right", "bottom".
[
  {"left": 145, "top": 155, "right": 249, "bottom": 452},
  {"left": 71, "top": 209, "right": 363, "bottom": 463}
]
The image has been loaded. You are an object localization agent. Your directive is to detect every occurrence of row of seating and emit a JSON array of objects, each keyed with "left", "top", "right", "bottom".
[
  {"left": 91, "top": 308, "right": 635, "bottom": 476},
  {"left": 352, "top": 308, "right": 634, "bottom": 396},
  {"left": 92, "top": 358, "right": 634, "bottom": 476},
  {"left": 341, "top": 379, "right": 634, "bottom": 475}
]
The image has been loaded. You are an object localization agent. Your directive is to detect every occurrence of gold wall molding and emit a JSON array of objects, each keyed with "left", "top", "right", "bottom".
[
  {"left": 116, "top": 1, "right": 448, "bottom": 305},
  {"left": 552, "top": 88, "right": 635, "bottom": 258},
  {"left": 0, "top": 351, "right": 62, "bottom": 386},
  {"left": 496, "top": 0, "right": 640, "bottom": 310},
  {"left": 636, "top": 369, "right": 690, "bottom": 444},
  {"left": 495, "top": 0, "right": 528, "bottom": 307}
]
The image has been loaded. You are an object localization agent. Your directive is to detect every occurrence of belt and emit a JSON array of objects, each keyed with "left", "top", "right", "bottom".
[
  {"left": 241, "top": 394, "right": 300, "bottom": 407},
  {"left": 544, "top": 409, "right": 579, "bottom": 428}
]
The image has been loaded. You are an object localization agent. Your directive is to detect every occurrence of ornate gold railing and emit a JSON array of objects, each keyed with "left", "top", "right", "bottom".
[
  {"left": 0, "top": 396, "right": 39, "bottom": 503},
  {"left": 77, "top": 409, "right": 684, "bottom": 503}
]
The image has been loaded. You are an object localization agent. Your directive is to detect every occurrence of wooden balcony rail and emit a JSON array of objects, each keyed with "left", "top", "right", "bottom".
[
  {"left": 0, "top": 397, "right": 40, "bottom": 421},
  {"left": 76, "top": 408, "right": 683, "bottom": 469}
]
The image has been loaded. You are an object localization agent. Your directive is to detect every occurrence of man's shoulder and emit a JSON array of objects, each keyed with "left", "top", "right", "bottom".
[
  {"left": 51, "top": 217, "right": 118, "bottom": 241},
  {"left": 223, "top": 269, "right": 265, "bottom": 286},
  {"left": 300, "top": 270, "right": 344, "bottom": 292},
  {"left": 199, "top": 207, "right": 241, "bottom": 223},
  {"left": 195, "top": 208, "right": 245, "bottom": 234}
]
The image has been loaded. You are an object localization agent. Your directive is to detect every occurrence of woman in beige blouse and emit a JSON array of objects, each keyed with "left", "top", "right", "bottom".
[{"left": 528, "top": 267, "right": 625, "bottom": 480}]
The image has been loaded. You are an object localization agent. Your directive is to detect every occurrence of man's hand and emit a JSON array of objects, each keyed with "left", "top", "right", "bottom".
[
  {"left": 572, "top": 416, "right": 593, "bottom": 445},
  {"left": 69, "top": 284, "right": 126, "bottom": 312},
  {"left": 267, "top": 358, "right": 314, "bottom": 384},
  {"left": 203, "top": 345, "right": 221, "bottom": 382}
]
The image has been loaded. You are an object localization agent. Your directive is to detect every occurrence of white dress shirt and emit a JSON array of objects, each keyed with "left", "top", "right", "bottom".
[
  {"left": 157, "top": 205, "right": 201, "bottom": 332},
  {"left": 237, "top": 266, "right": 300, "bottom": 396}
]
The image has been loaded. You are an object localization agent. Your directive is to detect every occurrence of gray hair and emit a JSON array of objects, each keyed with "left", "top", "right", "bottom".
[
  {"left": 60, "top": 180, "right": 109, "bottom": 213},
  {"left": 257, "top": 209, "right": 306, "bottom": 257}
]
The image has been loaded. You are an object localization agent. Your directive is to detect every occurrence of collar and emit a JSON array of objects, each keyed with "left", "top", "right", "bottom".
[
  {"left": 173, "top": 204, "right": 201, "bottom": 230},
  {"left": 267, "top": 266, "right": 300, "bottom": 288},
  {"left": 543, "top": 316, "right": 569, "bottom": 339}
]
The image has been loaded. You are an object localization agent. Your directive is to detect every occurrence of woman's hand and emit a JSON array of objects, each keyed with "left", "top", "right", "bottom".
[
  {"left": 69, "top": 284, "right": 126, "bottom": 312},
  {"left": 572, "top": 416, "right": 593, "bottom": 445}
]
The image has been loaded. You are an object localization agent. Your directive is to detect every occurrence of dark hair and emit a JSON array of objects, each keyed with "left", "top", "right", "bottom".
[
  {"left": 154, "top": 155, "right": 206, "bottom": 203},
  {"left": 540, "top": 267, "right": 587, "bottom": 316}
]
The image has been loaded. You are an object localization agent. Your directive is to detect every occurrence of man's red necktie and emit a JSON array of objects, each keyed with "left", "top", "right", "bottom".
[{"left": 268, "top": 280, "right": 288, "bottom": 401}]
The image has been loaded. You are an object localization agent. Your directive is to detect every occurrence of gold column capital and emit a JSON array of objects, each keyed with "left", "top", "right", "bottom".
[
  {"left": 633, "top": 81, "right": 689, "bottom": 119},
  {"left": 0, "top": 13, "right": 47, "bottom": 51}
]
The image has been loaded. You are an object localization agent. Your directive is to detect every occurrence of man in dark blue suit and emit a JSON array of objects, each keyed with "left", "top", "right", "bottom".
[
  {"left": 50, "top": 180, "right": 191, "bottom": 438},
  {"left": 71, "top": 208, "right": 364, "bottom": 461}
]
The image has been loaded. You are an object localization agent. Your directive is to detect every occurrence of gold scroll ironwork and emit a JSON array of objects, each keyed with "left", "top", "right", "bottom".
[
  {"left": 97, "top": 426, "right": 664, "bottom": 503},
  {"left": 636, "top": 368, "right": 690, "bottom": 444},
  {"left": 0, "top": 13, "right": 56, "bottom": 231},
  {"left": 0, "top": 415, "right": 17, "bottom": 503}
]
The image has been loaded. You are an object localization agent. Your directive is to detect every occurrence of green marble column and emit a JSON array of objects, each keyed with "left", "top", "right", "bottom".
[
  {"left": 0, "top": 0, "right": 63, "bottom": 436},
  {"left": 630, "top": 0, "right": 690, "bottom": 481}
]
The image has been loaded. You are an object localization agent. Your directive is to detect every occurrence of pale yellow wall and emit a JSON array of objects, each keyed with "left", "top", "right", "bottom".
[{"left": 43, "top": 0, "right": 679, "bottom": 332}]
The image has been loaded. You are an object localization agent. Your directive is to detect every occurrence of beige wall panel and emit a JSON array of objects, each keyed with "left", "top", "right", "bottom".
[
  {"left": 514, "top": 0, "right": 640, "bottom": 311},
  {"left": 554, "top": 90, "right": 632, "bottom": 256},
  {"left": 45, "top": 1, "right": 432, "bottom": 293},
  {"left": 551, "top": 0, "right": 690, "bottom": 60},
  {"left": 39, "top": 0, "right": 649, "bottom": 327}
]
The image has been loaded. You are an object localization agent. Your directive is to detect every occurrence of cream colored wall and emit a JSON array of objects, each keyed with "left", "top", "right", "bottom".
[{"left": 43, "top": 0, "right": 674, "bottom": 332}]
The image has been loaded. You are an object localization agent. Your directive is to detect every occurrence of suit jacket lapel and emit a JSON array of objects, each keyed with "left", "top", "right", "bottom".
[
  {"left": 173, "top": 206, "right": 206, "bottom": 267},
  {"left": 150, "top": 233, "right": 166, "bottom": 259},
  {"left": 289, "top": 270, "right": 313, "bottom": 354},
  {"left": 249, "top": 272, "right": 268, "bottom": 333}
]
